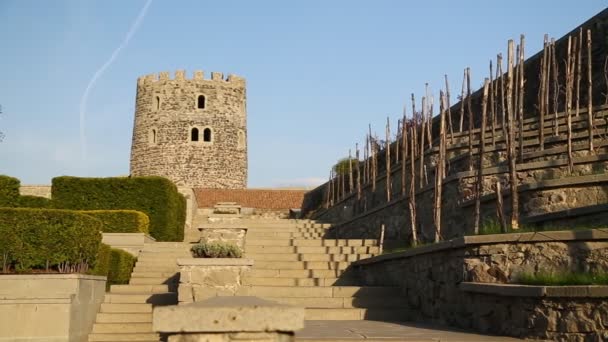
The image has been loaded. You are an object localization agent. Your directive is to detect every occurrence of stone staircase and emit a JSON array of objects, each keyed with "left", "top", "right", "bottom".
[
  {"left": 240, "top": 219, "right": 409, "bottom": 320},
  {"left": 87, "top": 243, "right": 190, "bottom": 342}
]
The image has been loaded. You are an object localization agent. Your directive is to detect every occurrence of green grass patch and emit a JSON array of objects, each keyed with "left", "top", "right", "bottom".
[{"left": 515, "top": 271, "right": 608, "bottom": 286}]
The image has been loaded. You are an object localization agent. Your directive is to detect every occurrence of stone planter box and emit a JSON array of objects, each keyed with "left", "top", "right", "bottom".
[
  {"left": 197, "top": 225, "right": 247, "bottom": 249},
  {"left": 0, "top": 274, "right": 106, "bottom": 342},
  {"left": 177, "top": 258, "right": 254, "bottom": 304},
  {"left": 102, "top": 232, "right": 155, "bottom": 256}
]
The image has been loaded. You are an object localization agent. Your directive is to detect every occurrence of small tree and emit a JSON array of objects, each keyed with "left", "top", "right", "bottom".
[{"left": 333, "top": 157, "right": 357, "bottom": 175}]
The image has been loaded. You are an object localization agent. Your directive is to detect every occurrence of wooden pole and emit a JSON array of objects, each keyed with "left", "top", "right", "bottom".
[
  {"left": 587, "top": 29, "right": 594, "bottom": 152},
  {"left": 507, "top": 39, "right": 520, "bottom": 230},
  {"left": 386, "top": 117, "right": 391, "bottom": 202},
  {"left": 419, "top": 97, "right": 426, "bottom": 188},
  {"left": 348, "top": 149, "right": 354, "bottom": 194},
  {"left": 409, "top": 123, "right": 418, "bottom": 247},
  {"left": 545, "top": 35, "right": 552, "bottom": 141},
  {"left": 551, "top": 38, "right": 559, "bottom": 136},
  {"left": 378, "top": 224, "right": 385, "bottom": 255},
  {"left": 576, "top": 28, "right": 582, "bottom": 117},
  {"left": 427, "top": 95, "right": 433, "bottom": 150},
  {"left": 401, "top": 111, "right": 408, "bottom": 197},
  {"left": 445, "top": 75, "right": 454, "bottom": 141},
  {"left": 539, "top": 34, "right": 548, "bottom": 151},
  {"left": 434, "top": 90, "right": 447, "bottom": 242},
  {"left": 496, "top": 179, "right": 507, "bottom": 233},
  {"left": 518, "top": 35, "right": 525, "bottom": 163},
  {"left": 356, "top": 143, "right": 361, "bottom": 200},
  {"left": 326, "top": 171, "right": 332, "bottom": 208},
  {"left": 489, "top": 60, "right": 496, "bottom": 146},
  {"left": 467, "top": 67, "right": 474, "bottom": 171},
  {"left": 395, "top": 119, "right": 400, "bottom": 165},
  {"left": 370, "top": 125, "right": 376, "bottom": 192},
  {"left": 411, "top": 94, "right": 418, "bottom": 157},
  {"left": 474, "top": 79, "right": 489, "bottom": 235},
  {"left": 566, "top": 36, "right": 575, "bottom": 174},
  {"left": 459, "top": 68, "right": 467, "bottom": 133},
  {"left": 498, "top": 54, "right": 507, "bottom": 138}
]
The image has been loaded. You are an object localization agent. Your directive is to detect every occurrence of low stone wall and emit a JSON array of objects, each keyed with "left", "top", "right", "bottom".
[
  {"left": 19, "top": 184, "right": 52, "bottom": 198},
  {"left": 102, "top": 232, "right": 154, "bottom": 256},
  {"left": 154, "top": 296, "right": 305, "bottom": 342},
  {"left": 177, "top": 258, "right": 253, "bottom": 304},
  {"left": 0, "top": 274, "right": 106, "bottom": 342},
  {"left": 353, "top": 230, "right": 608, "bottom": 341}
]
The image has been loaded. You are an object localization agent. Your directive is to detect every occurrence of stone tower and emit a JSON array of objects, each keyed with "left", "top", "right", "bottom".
[{"left": 129, "top": 70, "right": 247, "bottom": 188}]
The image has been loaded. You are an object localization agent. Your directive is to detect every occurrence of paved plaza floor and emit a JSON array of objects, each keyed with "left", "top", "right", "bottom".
[{"left": 296, "top": 320, "right": 524, "bottom": 342}]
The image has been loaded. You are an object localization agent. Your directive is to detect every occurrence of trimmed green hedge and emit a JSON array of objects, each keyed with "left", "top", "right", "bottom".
[
  {"left": 52, "top": 176, "right": 185, "bottom": 241},
  {"left": 0, "top": 175, "right": 20, "bottom": 207},
  {"left": 17, "top": 195, "right": 53, "bottom": 208},
  {"left": 90, "top": 244, "right": 136, "bottom": 286},
  {"left": 0, "top": 208, "right": 102, "bottom": 272},
  {"left": 82, "top": 210, "right": 149, "bottom": 234}
]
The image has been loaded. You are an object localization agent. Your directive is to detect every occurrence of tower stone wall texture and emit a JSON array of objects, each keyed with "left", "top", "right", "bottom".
[{"left": 130, "top": 70, "right": 247, "bottom": 189}]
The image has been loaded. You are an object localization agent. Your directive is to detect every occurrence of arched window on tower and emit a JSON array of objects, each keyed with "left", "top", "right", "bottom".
[
  {"left": 191, "top": 128, "right": 199, "bottom": 142},
  {"left": 197, "top": 95, "right": 206, "bottom": 109},
  {"left": 203, "top": 128, "right": 212, "bottom": 142},
  {"left": 155, "top": 96, "right": 160, "bottom": 110}
]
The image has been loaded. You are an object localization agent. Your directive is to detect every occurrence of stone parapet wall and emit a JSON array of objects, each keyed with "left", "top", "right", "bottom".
[
  {"left": 195, "top": 188, "right": 306, "bottom": 210},
  {"left": 353, "top": 230, "right": 608, "bottom": 340},
  {"left": 177, "top": 258, "right": 253, "bottom": 304},
  {"left": 19, "top": 185, "right": 51, "bottom": 198}
]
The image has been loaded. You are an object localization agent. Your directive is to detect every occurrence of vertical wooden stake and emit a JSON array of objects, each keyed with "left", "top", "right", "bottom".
[
  {"left": 434, "top": 90, "right": 447, "bottom": 242},
  {"left": 445, "top": 75, "right": 454, "bottom": 141},
  {"left": 498, "top": 54, "right": 507, "bottom": 138},
  {"left": 467, "top": 67, "right": 474, "bottom": 171},
  {"left": 409, "top": 123, "right": 418, "bottom": 247},
  {"left": 348, "top": 149, "right": 354, "bottom": 194},
  {"left": 459, "top": 68, "right": 467, "bottom": 133},
  {"left": 507, "top": 39, "right": 520, "bottom": 230},
  {"left": 489, "top": 60, "right": 496, "bottom": 147},
  {"left": 551, "top": 38, "right": 559, "bottom": 136},
  {"left": 539, "top": 34, "right": 548, "bottom": 151},
  {"left": 386, "top": 117, "right": 391, "bottom": 202},
  {"left": 419, "top": 96, "right": 426, "bottom": 188},
  {"left": 326, "top": 171, "right": 332, "bottom": 208},
  {"left": 427, "top": 95, "right": 433, "bottom": 150},
  {"left": 576, "top": 28, "right": 583, "bottom": 117},
  {"left": 496, "top": 179, "right": 507, "bottom": 233},
  {"left": 370, "top": 125, "right": 377, "bottom": 192},
  {"left": 587, "top": 29, "right": 594, "bottom": 152},
  {"left": 356, "top": 144, "right": 362, "bottom": 200},
  {"left": 566, "top": 36, "right": 575, "bottom": 174},
  {"left": 518, "top": 35, "right": 525, "bottom": 163},
  {"left": 379, "top": 224, "right": 385, "bottom": 255},
  {"left": 401, "top": 111, "right": 408, "bottom": 197},
  {"left": 474, "top": 79, "right": 489, "bottom": 235}
]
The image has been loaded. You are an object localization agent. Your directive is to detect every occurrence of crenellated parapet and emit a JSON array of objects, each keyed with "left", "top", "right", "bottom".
[{"left": 137, "top": 70, "right": 245, "bottom": 87}]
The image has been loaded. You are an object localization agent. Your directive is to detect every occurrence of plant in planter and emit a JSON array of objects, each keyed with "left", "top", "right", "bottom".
[{"left": 190, "top": 241, "right": 242, "bottom": 258}]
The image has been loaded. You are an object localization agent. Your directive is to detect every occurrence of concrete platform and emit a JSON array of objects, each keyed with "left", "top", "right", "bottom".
[{"left": 295, "top": 320, "right": 523, "bottom": 342}]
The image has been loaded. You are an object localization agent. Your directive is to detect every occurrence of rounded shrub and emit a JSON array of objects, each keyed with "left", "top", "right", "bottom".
[{"left": 190, "top": 241, "right": 242, "bottom": 258}]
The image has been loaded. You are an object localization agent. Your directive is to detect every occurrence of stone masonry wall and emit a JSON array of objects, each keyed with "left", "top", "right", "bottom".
[
  {"left": 130, "top": 70, "right": 247, "bottom": 189},
  {"left": 354, "top": 231, "right": 608, "bottom": 341},
  {"left": 19, "top": 185, "right": 51, "bottom": 199}
]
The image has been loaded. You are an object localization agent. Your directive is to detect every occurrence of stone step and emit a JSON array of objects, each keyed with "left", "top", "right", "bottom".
[
  {"left": 99, "top": 303, "right": 153, "bottom": 313},
  {"left": 268, "top": 296, "right": 408, "bottom": 308},
  {"left": 244, "top": 245, "right": 379, "bottom": 254},
  {"left": 245, "top": 232, "right": 324, "bottom": 239},
  {"left": 242, "top": 277, "right": 358, "bottom": 286},
  {"left": 131, "top": 271, "right": 179, "bottom": 278},
  {"left": 130, "top": 277, "right": 177, "bottom": 285},
  {"left": 110, "top": 284, "right": 169, "bottom": 294},
  {"left": 235, "top": 286, "right": 400, "bottom": 298},
  {"left": 96, "top": 313, "right": 152, "bottom": 323},
  {"left": 88, "top": 333, "right": 159, "bottom": 341},
  {"left": 92, "top": 322, "right": 153, "bottom": 334},
  {"left": 138, "top": 254, "right": 190, "bottom": 259},
  {"left": 244, "top": 253, "right": 373, "bottom": 262},
  {"left": 252, "top": 261, "right": 350, "bottom": 270},
  {"left": 103, "top": 292, "right": 177, "bottom": 305},
  {"left": 248, "top": 269, "right": 345, "bottom": 278},
  {"left": 135, "top": 261, "right": 179, "bottom": 268},
  {"left": 245, "top": 239, "right": 377, "bottom": 247},
  {"left": 132, "top": 266, "right": 179, "bottom": 273},
  {"left": 304, "top": 308, "right": 410, "bottom": 320}
]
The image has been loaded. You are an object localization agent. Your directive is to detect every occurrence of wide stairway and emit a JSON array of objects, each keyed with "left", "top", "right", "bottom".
[
  {"left": 87, "top": 243, "right": 190, "bottom": 342},
  {"left": 240, "top": 219, "right": 409, "bottom": 320}
]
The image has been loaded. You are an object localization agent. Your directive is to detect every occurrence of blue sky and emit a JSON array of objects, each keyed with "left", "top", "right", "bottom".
[{"left": 0, "top": 1, "right": 605, "bottom": 188}]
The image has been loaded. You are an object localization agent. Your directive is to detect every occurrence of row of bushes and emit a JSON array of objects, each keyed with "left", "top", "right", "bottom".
[
  {"left": 90, "top": 243, "right": 137, "bottom": 286},
  {"left": 52, "top": 176, "right": 185, "bottom": 241},
  {"left": 0, "top": 208, "right": 136, "bottom": 284},
  {"left": 0, "top": 208, "right": 102, "bottom": 272},
  {"left": 0, "top": 175, "right": 185, "bottom": 241}
]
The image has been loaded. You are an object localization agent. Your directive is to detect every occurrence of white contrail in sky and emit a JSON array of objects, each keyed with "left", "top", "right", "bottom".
[{"left": 79, "top": 0, "right": 153, "bottom": 162}]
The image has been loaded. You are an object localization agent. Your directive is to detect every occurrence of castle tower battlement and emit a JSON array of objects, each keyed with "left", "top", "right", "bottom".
[{"left": 129, "top": 69, "right": 247, "bottom": 189}]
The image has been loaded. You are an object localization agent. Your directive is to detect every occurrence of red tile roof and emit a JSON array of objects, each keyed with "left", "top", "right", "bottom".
[{"left": 194, "top": 188, "right": 306, "bottom": 209}]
